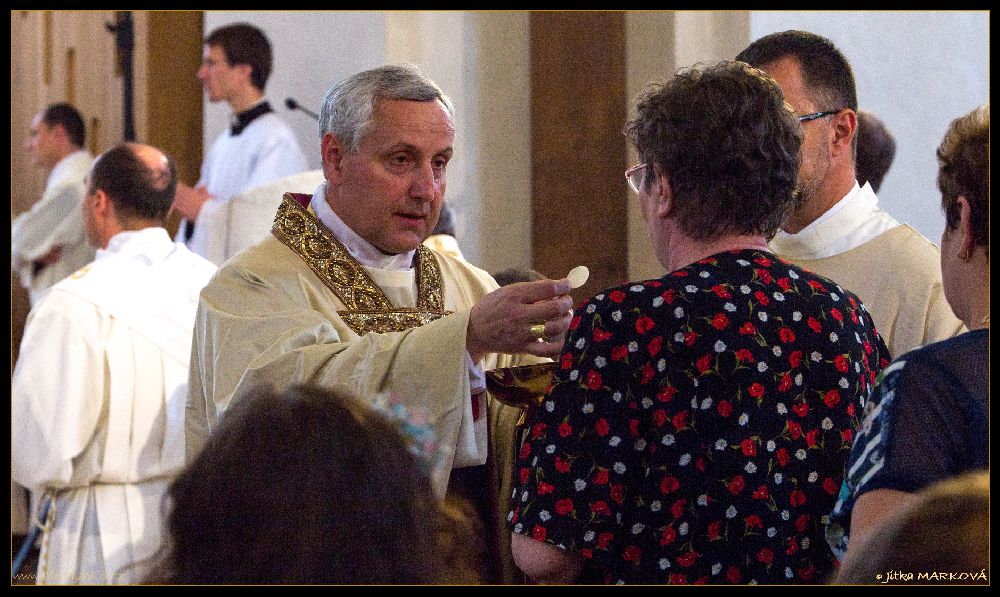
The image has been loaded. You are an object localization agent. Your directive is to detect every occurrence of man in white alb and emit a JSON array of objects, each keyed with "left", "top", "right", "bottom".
[
  {"left": 737, "top": 31, "right": 964, "bottom": 358},
  {"left": 173, "top": 22, "right": 308, "bottom": 265},
  {"left": 13, "top": 143, "right": 217, "bottom": 584}
]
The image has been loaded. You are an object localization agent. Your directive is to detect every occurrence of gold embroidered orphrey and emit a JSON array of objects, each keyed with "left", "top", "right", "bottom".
[{"left": 271, "top": 193, "right": 450, "bottom": 335}]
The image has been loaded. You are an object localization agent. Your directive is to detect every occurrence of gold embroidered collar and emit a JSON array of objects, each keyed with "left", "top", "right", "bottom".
[{"left": 271, "top": 193, "right": 449, "bottom": 335}]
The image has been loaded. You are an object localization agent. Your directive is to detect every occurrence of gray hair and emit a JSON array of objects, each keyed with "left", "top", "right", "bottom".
[{"left": 319, "top": 64, "right": 455, "bottom": 152}]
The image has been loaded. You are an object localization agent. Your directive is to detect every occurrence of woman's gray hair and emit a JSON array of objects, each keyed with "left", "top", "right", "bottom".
[{"left": 319, "top": 64, "right": 455, "bottom": 152}]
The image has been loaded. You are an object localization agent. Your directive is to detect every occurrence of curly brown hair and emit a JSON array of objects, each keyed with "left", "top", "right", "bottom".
[{"left": 624, "top": 61, "right": 802, "bottom": 241}]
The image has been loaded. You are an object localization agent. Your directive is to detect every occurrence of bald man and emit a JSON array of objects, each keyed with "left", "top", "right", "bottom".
[{"left": 12, "top": 144, "right": 217, "bottom": 584}]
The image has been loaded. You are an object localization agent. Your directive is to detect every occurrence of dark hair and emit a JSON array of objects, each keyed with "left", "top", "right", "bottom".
[
  {"left": 42, "top": 102, "right": 85, "bottom": 147},
  {"left": 206, "top": 23, "right": 272, "bottom": 91},
  {"left": 432, "top": 202, "right": 457, "bottom": 237},
  {"left": 624, "top": 61, "right": 801, "bottom": 241},
  {"left": 855, "top": 110, "right": 896, "bottom": 193},
  {"left": 834, "top": 472, "right": 989, "bottom": 584},
  {"left": 492, "top": 268, "right": 545, "bottom": 287},
  {"left": 736, "top": 30, "right": 858, "bottom": 114},
  {"left": 89, "top": 144, "right": 177, "bottom": 223},
  {"left": 150, "top": 384, "right": 479, "bottom": 584},
  {"left": 937, "top": 104, "right": 989, "bottom": 251}
]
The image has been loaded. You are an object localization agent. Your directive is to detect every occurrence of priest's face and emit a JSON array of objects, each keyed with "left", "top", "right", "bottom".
[{"left": 323, "top": 98, "right": 455, "bottom": 255}]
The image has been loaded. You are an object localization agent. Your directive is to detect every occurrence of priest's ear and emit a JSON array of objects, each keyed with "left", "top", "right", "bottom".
[{"left": 321, "top": 132, "right": 350, "bottom": 186}]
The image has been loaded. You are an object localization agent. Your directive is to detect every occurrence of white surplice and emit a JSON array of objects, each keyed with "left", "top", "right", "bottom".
[{"left": 12, "top": 228, "right": 217, "bottom": 584}]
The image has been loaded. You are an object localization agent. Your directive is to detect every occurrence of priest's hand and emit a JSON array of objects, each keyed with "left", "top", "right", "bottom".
[
  {"left": 172, "top": 183, "right": 212, "bottom": 221},
  {"left": 467, "top": 278, "right": 574, "bottom": 361}
]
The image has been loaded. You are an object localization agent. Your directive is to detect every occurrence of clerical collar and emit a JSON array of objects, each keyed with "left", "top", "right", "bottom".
[
  {"left": 230, "top": 99, "right": 273, "bottom": 135},
  {"left": 309, "top": 183, "right": 416, "bottom": 271}
]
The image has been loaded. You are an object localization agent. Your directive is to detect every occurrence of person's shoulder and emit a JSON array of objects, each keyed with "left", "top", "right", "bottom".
[
  {"left": 578, "top": 278, "right": 667, "bottom": 321},
  {"left": 893, "top": 330, "right": 987, "bottom": 378},
  {"left": 429, "top": 248, "right": 497, "bottom": 290}
]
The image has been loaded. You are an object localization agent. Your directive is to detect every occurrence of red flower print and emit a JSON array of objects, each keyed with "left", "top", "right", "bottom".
[
  {"left": 657, "top": 385, "right": 677, "bottom": 403},
  {"left": 806, "top": 428, "right": 819, "bottom": 447},
  {"left": 777, "top": 277, "right": 791, "bottom": 291},
  {"left": 707, "top": 520, "right": 722, "bottom": 540},
  {"left": 756, "top": 268, "right": 773, "bottom": 284},
  {"left": 532, "top": 524, "right": 546, "bottom": 541},
  {"left": 754, "top": 256, "right": 772, "bottom": 267},
  {"left": 695, "top": 456, "right": 705, "bottom": 471},
  {"left": 851, "top": 310, "right": 859, "bottom": 324},
  {"left": 591, "top": 500, "right": 611, "bottom": 515},
  {"left": 787, "top": 421, "right": 803, "bottom": 439},
  {"left": 662, "top": 288, "right": 676, "bottom": 304},
  {"left": 794, "top": 513, "right": 809, "bottom": 532},
  {"left": 847, "top": 402, "right": 856, "bottom": 417},
  {"left": 670, "top": 498, "right": 687, "bottom": 518},
  {"left": 652, "top": 409, "right": 668, "bottom": 427},
  {"left": 744, "top": 514, "right": 763, "bottom": 529},
  {"left": 597, "top": 532, "right": 614, "bottom": 549},
  {"left": 755, "top": 290, "right": 770, "bottom": 305},
  {"left": 740, "top": 322, "right": 757, "bottom": 335},
  {"left": 711, "top": 284, "right": 731, "bottom": 298},
  {"left": 830, "top": 307, "right": 843, "bottom": 322},
  {"left": 593, "top": 468, "right": 609, "bottom": 485},
  {"left": 672, "top": 410, "right": 689, "bottom": 430},
  {"left": 629, "top": 419, "right": 640, "bottom": 437},
  {"left": 669, "top": 573, "right": 688, "bottom": 585},
  {"left": 791, "top": 402, "right": 808, "bottom": 417},
  {"left": 561, "top": 352, "right": 573, "bottom": 370},
  {"left": 554, "top": 456, "right": 570, "bottom": 473},
  {"left": 537, "top": 481, "right": 555, "bottom": 495},
  {"left": 717, "top": 399, "right": 733, "bottom": 417},
  {"left": 785, "top": 536, "right": 798, "bottom": 555},
  {"left": 841, "top": 428, "right": 853, "bottom": 444},
  {"left": 741, "top": 438, "right": 757, "bottom": 457},
  {"left": 834, "top": 354, "right": 849, "bottom": 372},
  {"left": 555, "top": 498, "right": 574, "bottom": 515},
  {"left": 609, "top": 290, "right": 626, "bottom": 303},
  {"left": 558, "top": 421, "right": 573, "bottom": 438},
  {"left": 789, "top": 350, "right": 803, "bottom": 367},
  {"left": 807, "top": 317, "right": 822, "bottom": 333},
  {"left": 531, "top": 421, "right": 549, "bottom": 439},
  {"left": 823, "top": 389, "right": 841, "bottom": 408},
  {"left": 711, "top": 312, "right": 729, "bottom": 330},
  {"left": 636, "top": 316, "right": 655, "bottom": 334},
  {"left": 736, "top": 348, "right": 754, "bottom": 363},
  {"left": 756, "top": 547, "right": 774, "bottom": 565},
  {"left": 726, "top": 566, "right": 741, "bottom": 583},
  {"left": 752, "top": 485, "right": 769, "bottom": 500},
  {"left": 798, "top": 563, "right": 817, "bottom": 581},
  {"left": 808, "top": 279, "right": 825, "bottom": 292},
  {"left": 823, "top": 477, "right": 839, "bottom": 495},
  {"left": 519, "top": 442, "right": 531, "bottom": 460},
  {"left": 778, "top": 373, "right": 793, "bottom": 392},
  {"left": 640, "top": 362, "right": 655, "bottom": 384},
  {"left": 519, "top": 467, "right": 529, "bottom": 484},
  {"left": 683, "top": 331, "right": 698, "bottom": 346},
  {"left": 569, "top": 314, "right": 582, "bottom": 330},
  {"left": 610, "top": 484, "right": 625, "bottom": 504},
  {"left": 696, "top": 354, "right": 713, "bottom": 374},
  {"left": 592, "top": 327, "right": 612, "bottom": 342},
  {"left": 660, "top": 525, "right": 677, "bottom": 546},
  {"left": 728, "top": 475, "right": 745, "bottom": 495},
  {"left": 595, "top": 418, "right": 610, "bottom": 437},
  {"left": 676, "top": 551, "right": 699, "bottom": 567},
  {"left": 776, "top": 447, "right": 790, "bottom": 466},
  {"left": 580, "top": 548, "right": 592, "bottom": 559},
  {"left": 748, "top": 382, "right": 765, "bottom": 398},
  {"left": 647, "top": 335, "right": 663, "bottom": 356},
  {"left": 585, "top": 370, "right": 603, "bottom": 390},
  {"left": 660, "top": 475, "right": 680, "bottom": 494},
  {"left": 789, "top": 488, "right": 807, "bottom": 507},
  {"left": 611, "top": 345, "right": 628, "bottom": 361},
  {"left": 778, "top": 326, "right": 796, "bottom": 343}
]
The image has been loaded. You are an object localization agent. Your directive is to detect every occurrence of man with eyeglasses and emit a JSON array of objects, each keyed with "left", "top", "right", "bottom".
[{"left": 737, "top": 31, "right": 963, "bottom": 360}]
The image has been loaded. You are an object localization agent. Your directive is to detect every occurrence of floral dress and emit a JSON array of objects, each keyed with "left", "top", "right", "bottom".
[{"left": 508, "top": 250, "right": 890, "bottom": 584}]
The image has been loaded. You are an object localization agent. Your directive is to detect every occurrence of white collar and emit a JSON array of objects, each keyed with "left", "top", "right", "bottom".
[
  {"left": 309, "top": 184, "right": 416, "bottom": 272},
  {"left": 47, "top": 149, "right": 92, "bottom": 188},
  {"left": 98, "top": 227, "right": 177, "bottom": 264},
  {"left": 770, "top": 182, "right": 899, "bottom": 259}
]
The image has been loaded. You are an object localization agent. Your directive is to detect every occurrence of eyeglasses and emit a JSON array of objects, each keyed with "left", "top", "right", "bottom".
[
  {"left": 625, "top": 163, "right": 649, "bottom": 194},
  {"left": 797, "top": 110, "right": 843, "bottom": 123}
]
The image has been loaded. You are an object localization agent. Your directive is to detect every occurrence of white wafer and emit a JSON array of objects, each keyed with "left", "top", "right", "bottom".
[{"left": 567, "top": 265, "right": 590, "bottom": 289}]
